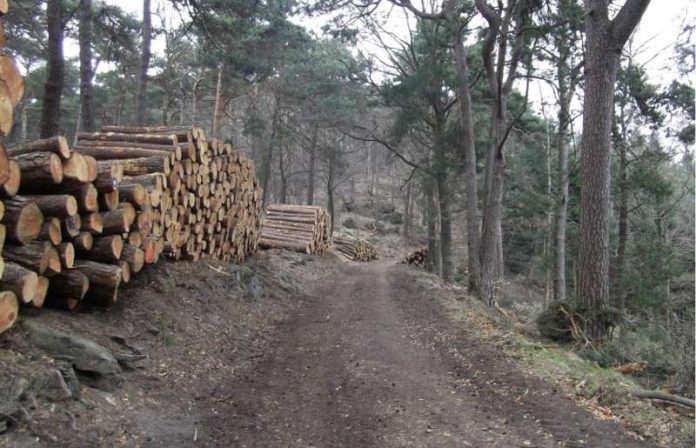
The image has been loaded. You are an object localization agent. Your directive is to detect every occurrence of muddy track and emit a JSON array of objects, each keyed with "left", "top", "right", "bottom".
[{"left": 196, "top": 260, "right": 653, "bottom": 447}]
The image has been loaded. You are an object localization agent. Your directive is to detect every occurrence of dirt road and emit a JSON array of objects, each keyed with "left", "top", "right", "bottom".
[{"left": 197, "top": 260, "right": 652, "bottom": 447}]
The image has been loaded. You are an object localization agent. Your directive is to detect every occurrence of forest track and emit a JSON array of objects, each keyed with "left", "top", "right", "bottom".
[{"left": 197, "top": 259, "right": 653, "bottom": 447}]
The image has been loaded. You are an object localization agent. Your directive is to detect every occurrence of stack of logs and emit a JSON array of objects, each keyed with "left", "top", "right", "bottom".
[
  {"left": 0, "top": 124, "right": 263, "bottom": 332},
  {"left": 259, "top": 204, "right": 331, "bottom": 254},
  {"left": 75, "top": 125, "right": 263, "bottom": 262},
  {"left": 333, "top": 236, "right": 377, "bottom": 262},
  {"left": 0, "top": 0, "right": 27, "bottom": 333},
  {"left": 403, "top": 247, "right": 428, "bottom": 267},
  {"left": 0, "top": 135, "right": 162, "bottom": 312}
]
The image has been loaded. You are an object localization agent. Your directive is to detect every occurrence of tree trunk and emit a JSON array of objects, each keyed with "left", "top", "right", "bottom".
[
  {"left": 554, "top": 69, "right": 571, "bottom": 303},
  {"left": 578, "top": 0, "right": 650, "bottom": 341},
  {"left": 479, "top": 101, "right": 507, "bottom": 305},
  {"left": 306, "top": 126, "right": 317, "bottom": 205},
  {"left": 279, "top": 137, "right": 287, "bottom": 203},
  {"left": 404, "top": 181, "right": 412, "bottom": 238},
  {"left": 135, "top": 0, "right": 151, "bottom": 124},
  {"left": 615, "top": 138, "right": 628, "bottom": 315},
  {"left": 437, "top": 173, "right": 452, "bottom": 281},
  {"left": 326, "top": 142, "right": 336, "bottom": 235},
  {"left": 40, "top": 0, "right": 64, "bottom": 138},
  {"left": 212, "top": 64, "right": 224, "bottom": 138},
  {"left": 78, "top": 0, "right": 94, "bottom": 132},
  {"left": 453, "top": 30, "right": 481, "bottom": 294}
]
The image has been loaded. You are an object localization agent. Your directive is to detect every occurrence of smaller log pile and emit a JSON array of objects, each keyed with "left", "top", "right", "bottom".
[
  {"left": 333, "top": 236, "right": 377, "bottom": 262},
  {"left": 259, "top": 204, "right": 331, "bottom": 254},
  {"left": 403, "top": 247, "right": 428, "bottom": 267}
]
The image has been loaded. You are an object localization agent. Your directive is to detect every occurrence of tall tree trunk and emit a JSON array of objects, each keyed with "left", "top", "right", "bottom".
[
  {"left": 78, "top": 0, "right": 94, "bottom": 132},
  {"left": 40, "top": 0, "right": 64, "bottom": 138},
  {"left": 424, "top": 175, "right": 441, "bottom": 275},
  {"left": 404, "top": 181, "right": 412, "bottom": 238},
  {"left": 279, "top": 140, "right": 287, "bottom": 203},
  {"left": 437, "top": 174, "right": 453, "bottom": 281},
  {"left": 212, "top": 64, "right": 224, "bottom": 138},
  {"left": 615, "top": 134, "right": 629, "bottom": 315},
  {"left": 135, "top": 0, "right": 151, "bottom": 124},
  {"left": 578, "top": 0, "right": 650, "bottom": 341},
  {"left": 453, "top": 30, "right": 481, "bottom": 294},
  {"left": 20, "top": 102, "right": 27, "bottom": 144},
  {"left": 306, "top": 126, "right": 317, "bottom": 205},
  {"left": 479, "top": 125, "right": 505, "bottom": 304},
  {"left": 327, "top": 141, "right": 336, "bottom": 234},
  {"left": 554, "top": 71, "right": 571, "bottom": 303}
]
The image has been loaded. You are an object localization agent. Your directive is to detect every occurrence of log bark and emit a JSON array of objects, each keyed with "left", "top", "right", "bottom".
[
  {"left": 3, "top": 241, "right": 52, "bottom": 274},
  {"left": 73, "top": 260, "right": 121, "bottom": 306},
  {"left": 1, "top": 196, "right": 44, "bottom": 244},
  {"left": 7, "top": 136, "right": 71, "bottom": 159},
  {"left": 88, "top": 234, "right": 123, "bottom": 262},
  {"left": 29, "top": 276, "right": 49, "bottom": 308},
  {"left": 15, "top": 152, "right": 63, "bottom": 186},
  {"left": 57, "top": 241, "right": 74, "bottom": 268},
  {"left": 62, "top": 152, "right": 89, "bottom": 182},
  {"left": 122, "top": 244, "right": 144, "bottom": 273},
  {"left": 62, "top": 214, "right": 82, "bottom": 238},
  {"left": 26, "top": 194, "right": 78, "bottom": 218},
  {"left": 94, "top": 161, "right": 123, "bottom": 192},
  {"left": 38, "top": 217, "right": 62, "bottom": 245},
  {"left": 0, "top": 261, "right": 38, "bottom": 303},
  {"left": 72, "top": 231, "right": 93, "bottom": 254},
  {"left": 99, "top": 190, "right": 119, "bottom": 212},
  {"left": 633, "top": 390, "right": 695, "bottom": 408},
  {"left": 74, "top": 145, "right": 178, "bottom": 161},
  {"left": 80, "top": 212, "right": 102, "bottom": 235},
  {"left": 62, "top": 182, "right": 98, "bottom": 213},
  {"left": 77, "top": 131, "right": 177, "bottom": 146},
  {"left": 0, "top": 159, "right": 20, "bottom": 197},
  {"left": 48, "top": 270, "right": 89, "bottom": 300},
  {"left": 0, "top": 290, "right": 18, "bottom": 333},
  {"left": 0, "top": 144, "right": 11, "bottom": 184}
]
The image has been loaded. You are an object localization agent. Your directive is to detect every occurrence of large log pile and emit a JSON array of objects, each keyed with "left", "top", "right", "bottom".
[
  {"left": 76, "top": 125, "right": 263, "bottom": 262},
  {"left": 0, "top": 124, "right": 263, "bottom": 327},
  {"left": 259, "top": 204, "right": 331, "bottom": 254},
  {"left": 333, "top": 236, "right": 377, "bottom": 262},
  {"left": 0, "top": 0, "right": 25, "bottom": 333}
]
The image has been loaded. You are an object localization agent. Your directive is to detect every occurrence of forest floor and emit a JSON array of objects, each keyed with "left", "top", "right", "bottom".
[{"left": 0, "top": 238, "right": 692, "bottom": 447}]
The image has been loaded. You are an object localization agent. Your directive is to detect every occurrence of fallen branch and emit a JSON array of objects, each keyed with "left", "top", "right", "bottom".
[{"left": 633, "top": 389, "right": 695, "bottom": 409}]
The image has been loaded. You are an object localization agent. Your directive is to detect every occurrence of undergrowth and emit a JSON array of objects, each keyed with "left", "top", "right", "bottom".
[{"left": 443, "top": 294, "right": 695, "bottom": 448}]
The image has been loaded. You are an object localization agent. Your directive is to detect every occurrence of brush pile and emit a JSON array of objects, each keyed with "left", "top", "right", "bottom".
[
  {"left": 403, "top": 247, "right": 428, "bottom": 267},
  {"left": 259, "top": 204, "right": 331, "bottom": 254},
  {"left": 333, "top": 236, "right": 377, "bottom": 261}
]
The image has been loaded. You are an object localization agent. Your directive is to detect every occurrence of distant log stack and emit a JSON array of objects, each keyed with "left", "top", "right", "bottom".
[
  {"left": 0, "top": 125, "right": 263, "bottom": 319},
  {"left": 0, "top": 0, "right": 24, "bottom": 334},
  {"left": 259, "top": 204, "right": 332, "bottom": 254},
  {"left": 403, "top": 247, "right": 428, "bottom": 267},
  {"left": 333, "top": 236, "right": 377, "bottom": 262}
]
